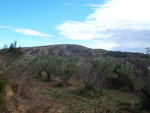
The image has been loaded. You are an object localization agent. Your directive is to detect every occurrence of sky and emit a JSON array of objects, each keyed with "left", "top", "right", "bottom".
[{"left": 0, "top": 0, "right": 150, "bottom": 53}]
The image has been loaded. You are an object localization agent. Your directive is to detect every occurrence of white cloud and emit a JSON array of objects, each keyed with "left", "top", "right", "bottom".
[
  {"left": 0, "top": 26, "right": 12, "bottom": 28},
  {"left": 41, "top": 37, "right": 54, "bottom": 41},
  {"left": 84, "top": 4, "right": 102, "bottom": 8},
  {"left": 12, "top": 28, "right": 51, "bottom": 37},
  {"left": 23, "top": 40, "right": 42, "bottom": 44},
  {"left": 86, "top": 40, "right": 120, "bottom": 50},
  {"left": 56, "top": 0, "right": 150, "bottom": 51}
]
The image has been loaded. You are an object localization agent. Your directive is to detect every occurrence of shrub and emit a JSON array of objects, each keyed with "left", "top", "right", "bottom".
[
  {"left": 13, "top": 55, "right": 34, "bottom": 71},
  {"left": 5, "top": 56, "right": 35, "bottom": 96},
  {"left": 128, "top": 58, "right": 149, "bottom": 90},
  {"left": 56, "top": 56, "right": 81, "bottom": 86},
  {"left": 0, "top": 41, "right": 24, "bottom": 62},
  {"left": 0, "top": 96, "right": 6, "bottom": 108},
  {"left": 145, "top": 47, "right": 150, "bottom": 64},
  {"left": 44, "top": 56, "right": 58, "bottom": 81},
  {"left": 0, "top": 70, "right": 8, "bottom": 108},
  {"left": 79, "top": 61, "right": 97, "bottom": 91},
  {"left": 0, "top": 72, "right": 8, "bottom": 93},
  {"left": 30, "top": 55, "right": 47, "bottom": 77},
  {"left": 105, "top": 76, "right": 119, "bottom": 89},
  {"left": 79, "top": 57, "right": 116, "bottom": 91},
  {"left": 30, "top": 56, "right": 57, "bottom": 81},
  {"left": 140, "top": 82, "right": 150, "bottom": 111},
  {"left": 107, "top": 62, "right": 135, "bottom": 91},
  {"left": 92, "top": 57, "right": 116, "bottom": 86}
]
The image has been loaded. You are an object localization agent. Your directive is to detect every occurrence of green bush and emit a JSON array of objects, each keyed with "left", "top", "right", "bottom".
[
  {"left": 0, "top": 41, "right": 24, "bottom": 61},
  {"left": 0, "top": 72, "right": 8, "bottom": 93},
  {"left": 107, "top": 62, "right": 135, "bottom": 91},
  {"left": 140, "top": 82, "right": 150, "bottom": 111},
  {"left": 56, "top": 56, "right": 82, "bottom": 86},
  {"left": 30, "top": 56, "right": 57, "bottom": 81},
  {"left": 80, "top": 57, "right": 116, "bottom": 91},
  {"left": 0, "top": 71, "right": 8, "bottom": 108},
  {"left": 79, "top": 61, "right": 97, "bottom": 91},
  {"left": 105, "top": 76, "right": 119, "bottom": 89},
  {"left": 0, "top": 96, "right": 6, "bottom": 108}
]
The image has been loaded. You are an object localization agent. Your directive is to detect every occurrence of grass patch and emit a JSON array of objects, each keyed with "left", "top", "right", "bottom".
[
  {"left": 37, "top": 86, "right": 139, "bottom": 112},
  {"left": 35, "top": 79, "right": 140, "bottom": 113}
]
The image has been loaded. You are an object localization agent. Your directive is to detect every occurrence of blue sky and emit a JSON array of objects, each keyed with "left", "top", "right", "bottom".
[{"left": 0, "top": 0, "right": 150, "bottom": 53}]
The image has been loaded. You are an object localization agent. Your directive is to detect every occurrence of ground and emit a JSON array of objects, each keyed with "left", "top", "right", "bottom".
[{"left": 31, "top": 77, "right": 139, "bottom": 113}]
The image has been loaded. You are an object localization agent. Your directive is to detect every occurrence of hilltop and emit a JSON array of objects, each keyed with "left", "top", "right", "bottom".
[{"left": 23, "top": 44, "right": 145, "bottom": 58}]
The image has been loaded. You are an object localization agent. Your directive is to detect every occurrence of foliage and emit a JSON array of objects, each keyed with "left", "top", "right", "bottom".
[
  {"left": 127, "top": 58, "right": 149, "bottom": 89},
  {"left": 30, "top": 56, "right": 57, "bottom": 81},
  {"left": 0, "top": 70, "right": 8, "bottom": 108},
  {"left": 30, "top": 55, "right": 47, "bottom": 77},
  {"left": 116, "top": 62, "right": 135, "bottom": 80},
  {"left": 0, "top": 41, "right": 24, "bottom": 61},
  {"left": 145, "top": 47, "right": 150, "bottom": 64},
  {"left": 45, "top": 56, "right": 58, "bottom": 81},
  {"left": 1, "top": 42, "right": 149, "bottom": 112},
  {"left": 0, "top": 72, "right": 8, "bottom": 93},
  {"left": 140, "top": 82, "right": 150, "bottom": 111},
  {"left": 93, "top": 57, "right": 116, "bottom": 81},
  {"left": 105, "top": 76, "right": 119, "bottom": 89},
  {"left": 13, "top": 55, "right": 34, "bottom": 71},
  {"left": 104, "top": 51, "right": 128, "bottom": 58},
  {"left": 79, "top": 57, "right": 116, "bottom": 91},
  {"left": 106, "top": 62, "right": 135, "bottom": 91},
  {"left": 56, "top": 56, "right": 81, "bottom": 86},
  {"left": 79, "top": 61, "right": 95, "bottom": 90}
]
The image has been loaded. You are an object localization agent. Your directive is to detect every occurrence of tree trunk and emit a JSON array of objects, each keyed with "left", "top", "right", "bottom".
[{"left": 47, "top": 72, "right": 51, "bottom": 81}]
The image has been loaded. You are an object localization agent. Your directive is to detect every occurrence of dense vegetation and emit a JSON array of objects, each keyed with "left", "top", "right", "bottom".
[
  {"left": 0, "top": 42, "right": 150, "bottom": 112},
  {"left": 0, "top": 70, "right": 8, "bottom": 109}
]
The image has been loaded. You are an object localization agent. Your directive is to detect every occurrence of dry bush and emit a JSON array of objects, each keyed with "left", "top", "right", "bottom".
[{"left": 2, "top": 56, "right": 37, "bottom": 112}]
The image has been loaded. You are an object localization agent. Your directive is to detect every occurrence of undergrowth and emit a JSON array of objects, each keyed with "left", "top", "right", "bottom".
[{"left": 0, "top": 69, "right": 8, "bottom": 109}]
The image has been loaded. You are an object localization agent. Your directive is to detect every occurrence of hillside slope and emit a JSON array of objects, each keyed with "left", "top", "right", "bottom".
[{"left": 23, "top": 44, "right": 145, "bottom": 58}]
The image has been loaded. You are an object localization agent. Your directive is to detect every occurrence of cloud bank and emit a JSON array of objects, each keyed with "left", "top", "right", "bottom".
[{"left": 56, "top": 0, "right": 150, "bottom": 51}]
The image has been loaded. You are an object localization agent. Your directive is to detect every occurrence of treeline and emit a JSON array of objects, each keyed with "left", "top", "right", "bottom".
[
  {"left": 15, "top": 54, "right": 150, "bottom": 92},
  {"left": 0, "top": 41, "right": 150, "bottom": 112}
]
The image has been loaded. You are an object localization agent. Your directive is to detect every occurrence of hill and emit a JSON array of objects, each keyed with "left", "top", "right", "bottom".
[{"left": 23, "top": 44, "right": 145, "bottom": 58}]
